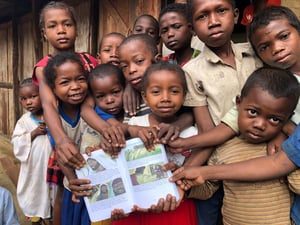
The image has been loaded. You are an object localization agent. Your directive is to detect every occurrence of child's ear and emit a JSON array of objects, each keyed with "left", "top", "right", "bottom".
[
  {"left": 41, "top": 29, "right": 48, "bottom": 41},
  {"left": 235, "top": 95, "right": 241, "bottom": 108},
  {"left": 233, "top": 8, "right": 239, "bottom": 25},
  {"left": 154, "top": 53, "right": 162, "bottom": 62},
  {"left": 141, "top": 91, "right": 148, "bottom": 105},
  {"left": 96, "top": 53, "right": 101, "bottom": 64}
]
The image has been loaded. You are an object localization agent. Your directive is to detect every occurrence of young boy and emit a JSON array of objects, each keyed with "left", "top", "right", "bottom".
[
  {"left": 171, "top": 67, "right": 300, "bottom": 224},
  {"left": 170, "top": 6, "right": 300, "bottom": 225},
  {"left": 159, "top": 3, "right": 200, "bottom": 67},
  {"left": 180, "top": 0, "right": 262, "bottom": 223}
]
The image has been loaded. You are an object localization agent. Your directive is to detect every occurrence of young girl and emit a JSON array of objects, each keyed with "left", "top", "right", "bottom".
[
  {"left": 43, "top": 51, "right": 89, "bottom": 225},
  {"left": 111, "top": 62, "right": 198, "bottom": 225},
  {"left": 125, "top": 14, "right": 161, "bottom": 116},
  {"left": 32, "top": 2, "right": 97, "bottom": 224},
  {"left": 11, "top": 78, "right": 52, "bottom": 225},
  {"left": 96, "top": 32, "right": 125, "bottom": 66}
]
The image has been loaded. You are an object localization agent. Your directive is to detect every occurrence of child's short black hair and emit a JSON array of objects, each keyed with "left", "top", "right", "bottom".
[
  {"left": 44, "top": 52, "right": 85, "bottom": 89},
  {"left": 88, "top": 63, "right": 126, "bottom": 91},
  {"left": 20, "top": 77, "right": 35, "bottom": 88},
  {"left": 159, "top": 3, "right": 190, "bottom": 25},
  {"left": 241, "top": 67, "right": 300, "bottom": 112},
  {"left": 249, "top": 6, "right": 300, "bottom": 46},
  {"left": 141, "top": 61, "right": 187, "bottom": 95},
  {"left": 98, "top": 32, "right": 125, "bottom": 52},
  {"left": 119, "top": 34, "right": 158, "bottom": 57}
]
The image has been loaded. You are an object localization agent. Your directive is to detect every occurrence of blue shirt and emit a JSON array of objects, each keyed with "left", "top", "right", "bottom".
[
  {"left": 0, "top": 187, "right": 20, "bottom": 225},
  {"left": 282, "top": 123, "right": 300, "bottom": 225},
  {"left": 94, "top": 105, "right": 115, "bottom": 121}
]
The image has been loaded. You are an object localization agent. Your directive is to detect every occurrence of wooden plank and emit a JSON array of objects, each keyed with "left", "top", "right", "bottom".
[{"left": 0, "top": 82, "right": 13, "bottom": 89}]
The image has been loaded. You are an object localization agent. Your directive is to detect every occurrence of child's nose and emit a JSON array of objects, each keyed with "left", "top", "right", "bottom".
[{"left": 253, "top": 118, "right": 266, "bottom": 131}]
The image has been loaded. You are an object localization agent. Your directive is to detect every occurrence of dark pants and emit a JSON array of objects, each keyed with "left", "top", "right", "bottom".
[{"left": 195, "top": 186, "right": 224, "bottom": 225}]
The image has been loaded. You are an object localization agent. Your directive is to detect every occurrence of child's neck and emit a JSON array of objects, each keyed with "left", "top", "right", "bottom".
[
  {"left": 31, "top": 110, "right": 44, "bottom": 121},
  {"left": 148, "top": 113, "right": 177, "bottom": 125},
  {"left": 53, "top": 46, "right": 75, "bottom": 55},
  {"left": 208, "top": 41, "right": 236, "bottom": 69},
  {"left": 174, "top": 46, "right": 194, "bottom": 66},
  {"left": 60, "top": 103, "right": 80, "bottom": 120}
]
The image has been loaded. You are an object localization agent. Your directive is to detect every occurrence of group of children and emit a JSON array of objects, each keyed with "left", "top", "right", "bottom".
[{"left": 9, "top": 0, "right": 300, "bottom": 225}]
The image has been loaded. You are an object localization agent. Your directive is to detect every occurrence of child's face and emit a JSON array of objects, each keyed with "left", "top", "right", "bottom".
[
  {"left": 237, "top": 87, "right": 293, "bottom": 144},
  {"left": 97, "top": 35, "right": 124, "bottom": 66},
  {"left": 90, "top": 74, "right": 124, "bottom": 116},
  {"left": 251, "top": 18, "right": 300, "bottom": 73},
  {"left": 53, "top": 61, "right": 88, "bottom": 105},
  {"left": 119, "top": 40, "right": 155, "bottom": 92},
  {"left": 159, "top": 12, "right": 193, "bottom": 51},
  {"left": 190, "top": 0, "right": 238, "bottom": 48},
  {"left": 132, "top": 17, "right": 159, "bottom": 44},
  {"left": 43, "top": 8, "right": 76, "bottom": 51},
  {"left": 142, "top": 70, "right": 185, "bottom": 122},
  {"left": 19, "top": 85, "right": 42, "bottom": 114}
]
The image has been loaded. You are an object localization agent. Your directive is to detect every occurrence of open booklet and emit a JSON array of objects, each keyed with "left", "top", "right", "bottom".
[{"left": 76, "top": 137, "right": 179, "bottom": 222}]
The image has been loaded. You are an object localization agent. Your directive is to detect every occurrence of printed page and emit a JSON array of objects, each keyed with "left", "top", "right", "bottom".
[
  {"left": 76, "top": 149, "right": 135, "bottom": 222},
  {"left": 118, "top": 138, "right": 180, "bottom": 208}
]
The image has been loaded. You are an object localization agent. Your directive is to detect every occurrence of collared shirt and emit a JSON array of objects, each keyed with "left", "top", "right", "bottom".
[{"left": 183, "top": 42, "right": 262, "bottom": 125}]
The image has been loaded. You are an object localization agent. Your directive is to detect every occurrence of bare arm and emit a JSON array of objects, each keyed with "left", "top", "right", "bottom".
[
  {"left": 35, "top": 67, "right": 84, "bottom": 169},
  {"left": 171, "top": 150, "right": 297, "bottom": 186},
  {"left": 184, "top": 106, "right": 216, "bottom": 166}
]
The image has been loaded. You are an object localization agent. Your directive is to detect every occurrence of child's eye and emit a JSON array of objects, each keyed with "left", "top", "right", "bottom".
[
  {"left": 160, "top": 28, "right": 167, "bottom": 35},
  {"left": 217, "top": 8, "right": 227, "bottom": 14},
  {"left": 47, "top": 24, "right": 56, "bottom": 29},
  {"left": 64, "top": 22, "right": 73, "bottom": 27},
  {"left": 279, "top": 32, "right": 290, "bottom": 41},
  {"left": 31, "top": 94, "right": 38, "bottom": 99},
  {"left": 174, "top": 24, "right": 181, "bottom": 30},
  {"left": 95, "top": 94, "right": 105, "bottom": 99},
  {"left": 269, "top": 117, "right": 281, "bottom": 125},
  {"left": 136, "top": 59, "right": 144, "bottom": 65},
  {"left": 196, "top": 13, "right": 207, "bottom": 21},
  {"left": 258, "top": 44, "right": 268, "bottom": 53},
  {"left": 120, "top": 64, "right": 128, "bottom": 70},
  {"left": 58, "top": 80, "right": 69, "bottom": 86},
  {"left": 170, "top": 88, "right": 180, "bottom": 94},
  {"left": 20, "top": 97, "right": 26, "bottom": 101},
  {"left": 247, "top": 109, "right": 257, "bottom": 117},
  {"left": 150, "top": 89, "right": 160, "bottom": 95},
  {"left": 112, "top": 89, "right": 122, "bottom": 95},
  {"left": 77, "top": 76, "right": 87, "bottom": 82}
]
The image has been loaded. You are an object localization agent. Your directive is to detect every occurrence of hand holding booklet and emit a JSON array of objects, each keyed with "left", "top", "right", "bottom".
[{"left": 76, "top": 137, "right": 179, "bottom": 222}]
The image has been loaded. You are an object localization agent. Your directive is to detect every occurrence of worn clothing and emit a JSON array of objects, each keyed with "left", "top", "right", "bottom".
[
  {"left": 183, "top": 42, "right": 262, "bottom": 125},
  {"left": 123, "top": 97, "right": 150, "bottom": 124},
  {"left": 190, "top": 137, "right": 299, "bottom": 225},
  {"left": 11, "top": 112, "right": 52, "bottom": 218},
  {"left": 161, "top": 48, "right": 201, "bottom": 67},
  {"left": 283, "top": 124, "right": 300, "bottom": 225},
  {"left": 0, "top": 187, "right": 20, "bottom": 225}
]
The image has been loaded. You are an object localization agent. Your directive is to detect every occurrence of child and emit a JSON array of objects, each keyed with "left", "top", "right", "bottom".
[
  {"left": 11, "top": 78, "right": 52, "bottom": 225},
  {"left": 96, "top": 32, "right": 125, "bottom": 66},
  {"left": 170, "top": 6, "right": 300, "bottom": 225},
  {"left": 32, "top": 1, "right": 98, "bottom": 171},
  {"left": 159, "top": 3, "right": 200, "bottom": 67},
  {"left": 112, "top": 62, "right": 198, "bottom": 225},
  {"left": 80, "top": 63, "right": 126, "bottom": 154},
  {"left": 125, "top": 14, "right": 160, "bottom": 116},
  {"left": 180, "top": 0, "right": 262, "bottom": 223},
  {"left": 43, "top": 52, "right": 89, "bottom": 225},
  {"left": 0, "top": 186, "right": 20, "bottom": 225},
  {"left": 171, "top": 67, "right": 300, "bottom": 224}
]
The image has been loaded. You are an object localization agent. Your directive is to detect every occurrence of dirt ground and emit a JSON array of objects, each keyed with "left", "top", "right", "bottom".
[{"left": 0, "top": 134, "right": 31, "bottom": 225}]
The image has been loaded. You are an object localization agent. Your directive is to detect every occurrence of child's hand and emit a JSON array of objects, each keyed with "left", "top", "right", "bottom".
[
  {"left": 99, "top": 138, "right": 121, "bottom": 158},
  {"left": 85, "top": 145, "right": 100, "bottom": 156},
  {"left": 123, "top": 83, "right": 140, "bottom": 116},
  {"left": 102, "top": 125, "right": 126, "bottom": 148},
  {"left": 137, "top": 126, "right": 160, "bottom": 150},
  {"left": 68, "top": 178, "right": 92, "bottom": 203},
  {"left": 111, "top": 208, "right": 129, "bottom": 221},
  {"left": 31, "top": 122, "right": 47, "bottom": 140},
  {"left": 169, "top": 166, "right": 205, "bottom": 190},
  {"left": 157, "top": 123, "right": 180, "bottom": 144},
  {"left": 267, "top": 132, "right": 286, "bottom": 155},
  {"left": 56, "top": 137, "right": 85, "bottom": 169}
]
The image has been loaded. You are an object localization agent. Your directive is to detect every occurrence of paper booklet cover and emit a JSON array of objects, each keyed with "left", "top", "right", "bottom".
[{"left": 76, "top": 137, "right": 179, "bottom": 222}]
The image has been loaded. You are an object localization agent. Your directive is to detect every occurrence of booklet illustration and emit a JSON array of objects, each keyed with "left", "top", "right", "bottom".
[{"left": 76, "top": 137, "right": 179, "bottom": 222}]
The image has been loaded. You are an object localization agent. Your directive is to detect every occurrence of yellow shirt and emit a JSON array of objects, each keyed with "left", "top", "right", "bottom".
[{"left": 183, "top": 42, "right": 262, "bottom": 125}]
